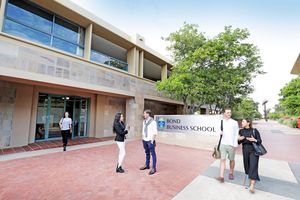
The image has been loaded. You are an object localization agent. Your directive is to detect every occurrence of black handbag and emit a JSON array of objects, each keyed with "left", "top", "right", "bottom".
[{"left": 252, "top": 129, "right": 267, "bottom": 156}]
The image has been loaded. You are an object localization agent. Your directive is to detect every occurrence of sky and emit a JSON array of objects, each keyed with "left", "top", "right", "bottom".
[{"left": 71, "top": 0, "right": 300, "bottom": 113}]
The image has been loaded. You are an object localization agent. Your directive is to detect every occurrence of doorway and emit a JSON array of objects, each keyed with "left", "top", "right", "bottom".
[{"left": 35, "top": 93, "right": 89, "bottom": 141}]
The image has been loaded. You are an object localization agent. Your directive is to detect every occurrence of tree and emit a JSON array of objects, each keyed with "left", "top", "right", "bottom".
[
  {"left": 157, "top": 23, "right": 206, "bottom": 114},
  {"left": 279, "top": 76, "right": 300, "bottom": 116},
  {"left": 157, "top": 23, "right": 264, "bottom": 114},
  {"left": 232, "top": 97, "right": 262, "bottom": 120}
]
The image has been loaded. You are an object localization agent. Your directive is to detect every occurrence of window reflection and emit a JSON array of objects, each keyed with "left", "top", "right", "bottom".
[
  {"left": 3, "top": 19, "right": 51, "bottom": 45},
  {"left": 53, "top": 37, "right": 83, "bottom": 57},
  {"left": 3, "top": 0, "right": 85, "bottom": 57},
  {"left": 91, "top": 50, "right": 128, "bottom": 71},
  {"left": 6, "top": 0, "right": 53, "bottom": 34},
  {"left": 53, "top": 17, "right": 84, "bottom": 46}
]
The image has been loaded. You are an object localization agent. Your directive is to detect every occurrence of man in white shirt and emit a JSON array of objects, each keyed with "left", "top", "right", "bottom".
[
  {"left": 216, "top": 108, "right": 239, "bottom": 183},
  {"left": 140, "top": 109, "right": 158, "bottom": 175}
]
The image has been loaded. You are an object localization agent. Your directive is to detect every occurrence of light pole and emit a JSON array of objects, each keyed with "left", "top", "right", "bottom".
[{"left": 262, "top": 100, "right": 268, "bottom": 122}]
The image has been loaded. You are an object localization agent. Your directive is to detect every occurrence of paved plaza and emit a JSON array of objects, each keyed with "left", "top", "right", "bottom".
[{"left": 0, "top": 120, "right": 300, "bottom": 200}]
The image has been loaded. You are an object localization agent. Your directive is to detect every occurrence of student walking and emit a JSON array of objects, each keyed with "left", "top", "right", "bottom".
[
  {"left": 113, "top": 112, "right": 129, "bottom": 173},
  {"left": 59, "top": 112, "right": 72, "bottom": 151},
  {"left": 216, "top": 108, "right": 239, "bottom": 183},
  {"left": 238, "top": 118, "right": 262, "bottom": 193},
  {"left": 140, "top": 110, "right": 158, "bottom": 175}
]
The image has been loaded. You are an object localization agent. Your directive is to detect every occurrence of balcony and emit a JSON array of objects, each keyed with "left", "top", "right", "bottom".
[{"left": 91, "top": 50, "right": 128, "bottom": 71}]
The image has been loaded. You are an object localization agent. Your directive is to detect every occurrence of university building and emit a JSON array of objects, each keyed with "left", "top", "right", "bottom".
[{"left": 0, "top": 0, "right": 183, "bottom": 148}]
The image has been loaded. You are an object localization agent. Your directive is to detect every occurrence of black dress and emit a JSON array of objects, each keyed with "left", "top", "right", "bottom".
[
  {"left": 238, "top": 128, "right": 262, "bottom": 181},
  {"left": 114, "top": 121, "right": 128, "bottom": 142}
]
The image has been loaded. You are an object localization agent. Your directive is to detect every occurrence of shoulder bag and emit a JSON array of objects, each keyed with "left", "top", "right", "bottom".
[
  {"left": 252, "top": 129, "right": 267, "bottom": 156},
  {"left": 212, "top": 120, "right": 223, "bottom": 159}
]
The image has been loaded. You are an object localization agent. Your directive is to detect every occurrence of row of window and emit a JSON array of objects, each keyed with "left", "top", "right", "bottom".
[
  {"left": 4, "top": 0, "right": 84, "bottom": 56},
  {"left": 2, "top": 0, "right": 128, "bottom": 71}
]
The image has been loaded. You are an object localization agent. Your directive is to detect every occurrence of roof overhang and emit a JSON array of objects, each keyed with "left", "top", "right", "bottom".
[{"left": 291, "top": 54, "right": 300, "bottom": 75}]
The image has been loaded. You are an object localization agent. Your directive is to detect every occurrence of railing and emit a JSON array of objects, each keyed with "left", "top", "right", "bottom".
[{"left": 91, "top": 50, "right": 128, "bottom": 71}]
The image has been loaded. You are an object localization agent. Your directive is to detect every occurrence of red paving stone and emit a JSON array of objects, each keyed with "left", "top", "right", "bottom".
[
  {"left": 0, "top": 137, "right": 114, "bottom": 156},
  {"left": 236, "top": 132, "right": 300, "bottom": 164},
  {"left": 0, "top": 141, "right": 215, "bottom": 200}
]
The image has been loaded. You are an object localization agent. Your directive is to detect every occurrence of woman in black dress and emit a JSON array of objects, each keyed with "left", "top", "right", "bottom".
[{"left": 238, "top": 118, "right": 262, "bottom": 193}]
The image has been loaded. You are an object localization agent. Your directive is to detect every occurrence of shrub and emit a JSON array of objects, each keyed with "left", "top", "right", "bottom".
[
  {"left": 291, "top": 118, "right": 298, "bottom": 128},
  {"left": 268, "top": 112, "right": 284, "bottom": 119}
]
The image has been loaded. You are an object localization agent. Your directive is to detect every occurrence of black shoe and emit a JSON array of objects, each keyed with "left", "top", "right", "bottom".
[
  {"left": 116, "top": 166, "right": 125, "bottom": 173},
  {"left": 149, "top": 169, "right": 156, "bottom": 175},
  {"left": 140, "top": 166, "right": 150, "bottom": 170},
  {"left": 63, "top": 146, "right": 66, "bottom": 151}
]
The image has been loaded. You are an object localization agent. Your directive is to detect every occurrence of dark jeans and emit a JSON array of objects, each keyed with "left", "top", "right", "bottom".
[
  {"left": 61, "top": 130, "right": 70, "bottom": 147},
  {"left": 143, "top": 140, "right": 157, "bottom": 170}
]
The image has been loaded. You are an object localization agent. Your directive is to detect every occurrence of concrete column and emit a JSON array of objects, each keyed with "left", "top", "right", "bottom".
[
  {"left": 84, "top": 23, "right": 93, "bottom": 60},
  {"left": 138, "top": 51, "right": 144, "bottom": 78},
  {"left": 95, "top": 94, "right": 105, "bottom": 138},
  {"left": 11, "top": 84, "right": 34, "bottom": 147},
  {"left": 88, "top": 94, "right": 96, "bottom": 137},
  {"left": 126, "top": 95, "right": 144, "bottom": 138},
  {"left": 28, "top": 87, "right": 38, "bottom": 144},
  {"left": 161, "top": 64, "right": 168, "bottom": 80},
  {"left": 135, "top": 49, "right": 140, "bottom": 76},
  {"left": 0, "top": 0, "right": 8, "bottom": 32},
  {"left": 127, "top": 47, "right": 137, "bottom": 75}
]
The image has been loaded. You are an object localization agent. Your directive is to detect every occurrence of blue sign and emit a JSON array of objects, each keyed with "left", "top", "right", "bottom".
[{"left": 157, "top": 117, "right": 166, "bottom": 129}]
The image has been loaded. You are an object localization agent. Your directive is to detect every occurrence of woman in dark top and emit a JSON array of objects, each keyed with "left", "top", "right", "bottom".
[
  {"left": 238, "top": 118, "right": 262, "bottom": 193},
  {"left": 113, "top": 112, "right": 129, "bottom": 173}
]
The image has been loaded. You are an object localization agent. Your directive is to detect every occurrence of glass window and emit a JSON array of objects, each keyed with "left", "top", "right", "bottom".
[
  {"left": 6, "top": 0, "right": 53, "bottom": 34},
  {"left": 91, "top": 50, "right": 128, "bottom": 71},
  {"left": 52, "top": 37, "right": 83, "bottom": 57},
  {"left": 91, "top": 51, "right": 111, "bottom": 65},
  {"left": 3, "top": 0, "right": 85, "bottom": 57},
  {"left": 53, "top": 16, "right": 84, "bottom": 46},
  {"left": 3, "top": 19, "right": 51, "bottom": 46},
  {"left": 36, "top": 94, "right": 48, "bottom": 140}
]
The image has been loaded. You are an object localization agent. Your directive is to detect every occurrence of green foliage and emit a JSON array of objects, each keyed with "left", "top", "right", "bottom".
[
  {"left": 157, "top": 23, "right": 264, "bottom": 114},
  {"left": 268, "top": 112, "right": 284, "bottom": 120},
  {"left": 279, "top": 76, "right": 300, "bottom": 116},
  {"left": 291, "top": 118, "right": 298, "bottom": 128},
  {"left": 278, "top": 117, "right": 299, "bottom": 128},
  {"left": 232, "top": 97, "right": 261, "bottom": 120}
]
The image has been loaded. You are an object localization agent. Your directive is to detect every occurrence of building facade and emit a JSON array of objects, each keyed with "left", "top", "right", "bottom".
[{"left": 0, "top": 0, "right": 183, "bottom": 148}]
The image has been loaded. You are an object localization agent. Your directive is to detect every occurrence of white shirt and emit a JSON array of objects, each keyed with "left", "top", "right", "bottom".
[
  {"left": 220, "top": 118, "right": 239, "bottom": 147},
  {"left": 142, "top": 118, "right": 157, "bottom": 141},
  {"left": 60, "top": 118, "right": 72, "bottom": 130}
]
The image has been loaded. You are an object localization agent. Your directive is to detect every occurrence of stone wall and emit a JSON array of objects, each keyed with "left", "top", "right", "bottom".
[
  {"left": 0, "top": 39, "right": 165, "bottom": 98},
  {"left": 0, "top": 81, "right": 16, "bottom": 148},
  {"left": 103, "top": 97, "right": 126, "bottom": 137}
]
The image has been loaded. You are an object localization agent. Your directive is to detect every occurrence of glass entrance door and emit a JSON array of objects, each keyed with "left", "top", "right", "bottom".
[
  {"left": 35, "top": 93, "right": 89, "bottom": 141},
  {"left": 48, "top": 96, "right": 65, "bottom": 139}
]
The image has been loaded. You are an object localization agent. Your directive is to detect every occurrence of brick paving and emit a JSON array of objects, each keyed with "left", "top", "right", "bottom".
[
  {"left": 0, "top": 141, "right": 215, "bottom": 200},
  {"left": 1, "top": 120, "right": 299, "bottom": 200},
  {"left": 0, "top": 137, "right": 114, "bottom": 155}
]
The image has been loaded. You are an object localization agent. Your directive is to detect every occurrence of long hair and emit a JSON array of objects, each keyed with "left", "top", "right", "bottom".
[
  {"left": 62, "top": 111, "right": 69, "bottom": 119},
  {"left": 244, "top": 118, "right": 253, "bottom": 129},
  {"left": 113, "top": 112, "right": 122, "bottom": 133}
]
